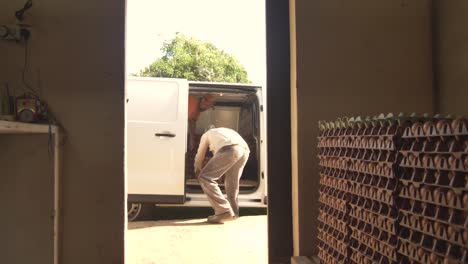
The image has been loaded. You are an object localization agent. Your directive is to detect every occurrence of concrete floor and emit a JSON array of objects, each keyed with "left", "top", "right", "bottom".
[{"left": 126, "top": 212, "right": 267, "bottom": 264}]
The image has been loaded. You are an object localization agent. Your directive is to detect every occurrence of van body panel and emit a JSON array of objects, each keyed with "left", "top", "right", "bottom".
[{"left": 127, "top": 77, "right": 188, "bottom": 197}]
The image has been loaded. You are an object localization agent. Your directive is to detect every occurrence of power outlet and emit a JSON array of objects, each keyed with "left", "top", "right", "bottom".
[{"left": 0, "top": 24, "right": 31, "bottom": 41}]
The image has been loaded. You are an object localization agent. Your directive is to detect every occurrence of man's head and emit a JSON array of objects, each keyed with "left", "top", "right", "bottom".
[{"left": 200, "top": 94, "right": 215, "bottom": 110}]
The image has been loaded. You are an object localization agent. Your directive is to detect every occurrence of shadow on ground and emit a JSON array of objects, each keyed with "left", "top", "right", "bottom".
[
  {"left": 128, "top": 218, "right": 214, "bottom": 230},
  {"left": 128, "top": 207, "right": 267, "bottom": 230}
]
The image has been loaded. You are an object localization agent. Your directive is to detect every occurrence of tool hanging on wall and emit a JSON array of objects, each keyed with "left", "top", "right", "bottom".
[
  {"left": 0, "top": 0, "right": 32, "bottom": 42},
  {"left": 15, "top": 0, "right": 33, "bottom": 22}
]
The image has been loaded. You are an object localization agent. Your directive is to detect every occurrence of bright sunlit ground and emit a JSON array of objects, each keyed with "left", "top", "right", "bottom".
[{"left": 126, "top": 214, "right": 267, "bottom": 264}]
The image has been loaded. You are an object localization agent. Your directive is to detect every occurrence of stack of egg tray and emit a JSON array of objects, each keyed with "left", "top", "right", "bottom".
[
  {"left": 345, "top": 117, "right": 403, "bottom": 264},
  {"left": 317, "top": 114, "right": 407, "bottom": 264},
  {"left": 398, "top": 117, "right": 468, "bottom": 264},
  {"left": 317, "top": 119, "right": 351, "bottom": 264}
]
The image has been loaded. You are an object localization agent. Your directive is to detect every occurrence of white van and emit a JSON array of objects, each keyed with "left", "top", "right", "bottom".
[{"left": 126, "top": 77, "right": 267, "bottom": 221}]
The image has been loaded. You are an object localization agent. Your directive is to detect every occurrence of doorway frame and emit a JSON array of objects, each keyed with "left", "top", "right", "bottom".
[{"left": 266, "top": 0, "right": 293, "bottom": 263}]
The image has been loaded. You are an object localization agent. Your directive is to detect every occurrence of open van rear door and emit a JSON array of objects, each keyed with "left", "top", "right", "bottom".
[{"left": 126, "top": 77, "right": 188, "bottom": 204}]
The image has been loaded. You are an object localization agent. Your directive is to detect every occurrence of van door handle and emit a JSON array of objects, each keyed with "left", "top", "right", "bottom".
[{"left": 155, "top": 133, "right": 176, "bottom": 138}]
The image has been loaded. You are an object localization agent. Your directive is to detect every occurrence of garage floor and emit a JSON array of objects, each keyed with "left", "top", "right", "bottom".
[{"left": 126, "top": 208, "right": 268, "bottom": 264}]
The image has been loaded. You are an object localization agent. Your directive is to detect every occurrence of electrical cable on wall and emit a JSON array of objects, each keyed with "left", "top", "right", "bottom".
[
  {"left": 22, "top": 37, "right": 39, "bottom": 97},
  {"left": 0, "top": 1, "right": 62, "bottom": 159},
  {"left": 21, "top": 37, "right": 66, "bottom": 156}
]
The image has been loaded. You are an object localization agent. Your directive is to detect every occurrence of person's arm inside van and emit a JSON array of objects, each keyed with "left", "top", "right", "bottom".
[
  {"left": 188, "top": 120, "right": 197, "bottom": 151},
  {"left": 194, "top": 132, "right": 209, "bottom": 176}
]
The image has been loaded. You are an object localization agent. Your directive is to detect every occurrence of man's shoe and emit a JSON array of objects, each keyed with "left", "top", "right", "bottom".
[{"left": 207, "top": 211, "right": 235, "bottom": 224}]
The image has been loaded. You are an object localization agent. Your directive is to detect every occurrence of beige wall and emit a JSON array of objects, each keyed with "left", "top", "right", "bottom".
[
  {"left": 0, "top": 136, "right": 53, "bottom": 263},
  {"left": 435, "top": 0, "right": 468, "bottom": 115},
  {"left": 293, "top": 0, "right": 433, "bottom": 256},
  {"left": 0, "top": 1, "right": 125, "bottom": 263}
]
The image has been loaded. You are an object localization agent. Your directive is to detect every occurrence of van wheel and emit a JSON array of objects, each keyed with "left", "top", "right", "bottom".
[{"left": 127, "top": 202, "right": 142, "bottom": 222}]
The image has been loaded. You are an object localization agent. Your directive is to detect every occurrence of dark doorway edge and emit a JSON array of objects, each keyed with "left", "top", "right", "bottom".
[{"left": 266, "top": 0, "right": 293, "bottom": 263}]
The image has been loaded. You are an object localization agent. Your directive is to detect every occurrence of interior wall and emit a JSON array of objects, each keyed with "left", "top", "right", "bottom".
[
  {"left": 0, "top": 1, "right": 125, "bottom": 263},
  {"left": 0, "top": 135, "right": 53, "bottom": 263},
  {"left": 434, "top": 0, "right": 468, "bottom": 115},
  {"left": 294, "top": 0, "right": 433, "bottom": 256}
]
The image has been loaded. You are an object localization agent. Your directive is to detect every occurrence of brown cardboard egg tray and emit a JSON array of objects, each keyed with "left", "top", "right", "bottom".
[
  {"left": 349, "top": 217, "right": 398, "bottom": 248},
  {"left": 349, "top": 245, "right": 396, "bottom": 264},
  {"left": 316, "top": 135, "right": 397, "bottom": 150},
  {"left": 320, "top": 174, "right": 348, "bottom": 192},
  {"left": 402, "top": 120, "right": 468, "bottom": 139},
  {"left": 320, "top": 203, "right": 347, "bottom": 222},
  {"left": 317, "top": 136, "right": 352, "bottom": 148},
  {"left": 318, "top": 229, "right": 349, "bottom": 248},
  {"left": 319, "top": 212, "right": 349, "bottom": 236},
  {"left": 317, "top": 236, "right": 348, "bottom": 261},
  {"left": 350, "top": 248, "right": 397, "bottom": 264},
  {"left": 321, "top": 166, "right": 347, "bottom": 179},
  {"left": 318, "top": 146, "right": 350, "bottom": 158},
  {"left": 319, "top": 205, "right": 349, "bottom": 233},
  {"left": 319, "top": 157, "right": 349, "bottom": 170},
  {"left": 318, "top": 251, "right": 345, "bottom": 264},
  {"left": 348, "top": 172, "right": 398, "bottom": 192},
  {"left": 347, "top": 182, "right": 396, "bottom": 206},
  {"left": 320, "top": 184, "right": 346, "bottom": 197},
  {"left": 319, "top": 194, "right": 347, "bottom": 213},
  {"left": 349, "top": 148, "right": 397, "bottom": 163},
  {"left": 320, "top": 184, "right": 348, "bottom": 201},
  {"left": 399, "top": 152, "right": 467, "bottom": 172},
  {"left": 319, "top": 121, "right": 404, "bottom": 137},
  {"left": 398, "top": 226, "right": 467, "bottom": 263},
  {"left": 349, "top": 195, "right": 399, "bottom": 219},
  {"left": 400, "top": 137, "right": 468, "bottom": 154},
  {"left": 318, "top": 145, "right": 393, "bottom": 159},
  {"left": 349, "top": 223, "right": 399, "bottom": 263},
  {"left": 318, "top": 146, "right": 354, "bottom": 159},
  {"left": 350, "top": 204, "right": 398, "bottom": 235},
  {"left": 400, "top": 168, "right": 467, "bottom": 191},
  {"left": 317, "top": 127, "right": 341, "bottom": 138},
  {"left": 399, "top": 183, "right": 467, "bottom": 212},
  {"left": 319, "top": 156, "right": 398, "bottom": 178},
  {"left": 349, "top": 226, "right": 398, "bottom": 262},
  {"left": 349, "top": 234, "right": 399, "bottom": 264},
  {"left": 348, "top": 160, "right": 397, "bottom": 179},
  {"left": 399, "top": 198, "right": 467, "bottom": 229},
  {"left": 318, "top": 248, "right": 347, "bottom": 264},
  {"left": 317, "top": 137, "right": 345, "bottom": 148},
  {"left": 350, "top": 136, "right": 396, "bottom": 151},
  {"left": 318, "top": 222, "right": 349, "bottom": 245},
  {"left": 317, "top": 136, "right": 397, "bottom": 151},
  {"left": 399, "top": 211, "right": 468, "bottom": 248},
  {"left": 318, "top": 222, "right": 348, "bottom": 250},
  {"left": 318, "top": 246, "right": 347, "bottom": 264},
  {"left": 398, "top": 239, "right": 467, "bottom": 264},
  {"left": 318, "top": 149, "right": 397, "bottom": 165},
  {"left": 350, "top": 248, "right": 373, "bottom": 264}
]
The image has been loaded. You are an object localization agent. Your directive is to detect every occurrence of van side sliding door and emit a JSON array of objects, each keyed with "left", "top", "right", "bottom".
[{"left": 127, "top": 78, "right": 188, "bottom": 204}]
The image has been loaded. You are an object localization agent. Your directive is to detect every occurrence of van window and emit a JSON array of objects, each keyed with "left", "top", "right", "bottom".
[{"left": 127, "top": 80, "right": 179, "bottom": 122}]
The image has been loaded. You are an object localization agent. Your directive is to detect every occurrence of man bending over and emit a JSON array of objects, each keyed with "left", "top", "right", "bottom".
[{"left": 194, "top": 127, "right": 250, "bottom": 223}]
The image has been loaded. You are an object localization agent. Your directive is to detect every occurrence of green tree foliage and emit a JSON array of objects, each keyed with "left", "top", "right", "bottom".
[{"left": 138, "top": 34, "right": 250, "bottom": 83}]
